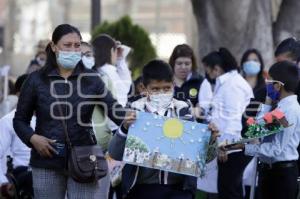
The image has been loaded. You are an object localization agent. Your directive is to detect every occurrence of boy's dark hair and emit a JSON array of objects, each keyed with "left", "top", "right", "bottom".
[
  {"left": 15, "top": 74, "right": 28, "bottom": 93},
  {"left": 202, "top": 47, "right": 238, "bottom": 73},
  {"left": 142, "top": 60, "right": 173, "bottom": 86},
  {"left": 274, "top": 37, "right": 300, "bottom": 61},
  {"left": 269, "top": 61, "right": 299, "bottom": 93}
]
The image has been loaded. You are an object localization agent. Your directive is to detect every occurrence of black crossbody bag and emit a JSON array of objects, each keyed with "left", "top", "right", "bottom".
[{"left": 54, "top": 88, "right": 108, "bottom": 183}]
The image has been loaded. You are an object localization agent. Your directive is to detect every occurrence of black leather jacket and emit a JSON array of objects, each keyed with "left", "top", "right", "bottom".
[{"left": 13, "top": 62, "right": 126, "bottom": 170}]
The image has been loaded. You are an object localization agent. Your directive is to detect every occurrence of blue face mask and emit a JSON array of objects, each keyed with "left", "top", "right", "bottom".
[
  {"left": 266, "top": 83, "right": 280, "bottom": 101},
  {"left": 242, "top": 61, "right": 261, "bottom": 76},
  {"left": 56, "top": 51, "right": 81, "bottom": 70}
]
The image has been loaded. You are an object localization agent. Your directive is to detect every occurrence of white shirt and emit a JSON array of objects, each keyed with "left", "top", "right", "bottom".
[
  {"left": 98, "top": 61, "right": 132, "bottom": 131},
  {"left": 210, "top": 70, "right": 253, "bottom": 144},
  {"left": 198, "top": 79, "right": 214, "bottom": 116},
  {"left": 245, "top": 95, "right": 300, "bottom": 164},
  {"left": 99, "top": 60, "right": 132, "bottom": 107},
  {"left": 0, "top": 110, "right": 35, "bottom": 184}
]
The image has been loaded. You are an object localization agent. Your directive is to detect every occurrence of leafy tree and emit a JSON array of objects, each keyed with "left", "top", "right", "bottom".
[
  {"left": 126, "top": 135, "right": 149, "bottom": 153},
  {"left": 92, "top": 16, "right": 156, "bottom": 78}
]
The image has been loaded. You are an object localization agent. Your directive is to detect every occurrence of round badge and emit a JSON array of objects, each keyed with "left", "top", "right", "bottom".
[{"left": 189, "top": 88, "right": 198, "bottom": 97}]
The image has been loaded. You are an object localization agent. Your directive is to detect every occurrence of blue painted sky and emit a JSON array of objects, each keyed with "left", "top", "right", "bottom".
[{"left": 128, "top": 112, "right": 211, "bottom": 161}]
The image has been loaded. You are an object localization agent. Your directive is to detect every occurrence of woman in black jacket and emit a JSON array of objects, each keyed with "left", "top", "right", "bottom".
[
  {"left": 240, "top": 49, "right": 267, "bottom": 137},
  {"left": 13, "top": 24, "right": 128, "bottom": 199},
  {"left": 240, "top": 49, "right": 266, "bottom": 199},
  {"left": 240, "top": 48, "right": 266, "bottom": 99},
  {"left": 169, "top": 44, "right": 203, "bottom": 107}
]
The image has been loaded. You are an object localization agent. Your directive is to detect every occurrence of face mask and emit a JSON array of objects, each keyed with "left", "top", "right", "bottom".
[
  {"left": 82, "top": 56, "right": 95, "bottom": 69},
  {"left": 36, "top": 57, "right": 46, "bottom": 67},
  {"left": 266, "top": 83, "right": 280, "bottom": 101},
  {"left": 148, "top": 92, "right": 173, "bottom": 110},
  {"left": 242, "top": 61, "right": 261, "bottom": 76},
  {"left": 56, "top": 51, "right": 81, "bottom": 70}
]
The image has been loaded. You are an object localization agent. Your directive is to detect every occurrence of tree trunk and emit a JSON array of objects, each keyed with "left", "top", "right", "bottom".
[
  {"left": 273, "top": 0, "right": 300, "bottom": 45},
  {"left": 191, "top": 0, "right": 274, "bottom": 68}
]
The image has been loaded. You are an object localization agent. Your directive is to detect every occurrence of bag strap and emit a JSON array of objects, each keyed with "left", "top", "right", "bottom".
[{"left": 52, "top": 86, "right": 73, "bottom": 148}]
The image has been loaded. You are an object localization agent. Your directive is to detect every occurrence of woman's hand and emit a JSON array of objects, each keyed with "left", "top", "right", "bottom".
[
  {"left": 208, "top": 123, "right": 220, "bottom": 144},
  {"left": 30, "top": 134, "right": 56, "bottom": 158},
  {"left": 123, "top": 111, "right": 137, "bottom": 130},
  {"left": 116, "top": 41, "right": 124, "bottom": 58}
]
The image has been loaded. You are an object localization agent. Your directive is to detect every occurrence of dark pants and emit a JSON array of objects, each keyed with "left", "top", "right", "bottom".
[
  {"left": 125, "top": 184, "right": 193, "bottom": 199},
  {"left": 218, "top": 152, "right": 252, "bottom": 199},
  {"left": 258, "top": 162, "right": 298, "bottom": 199},
  {"left": 109, "top": 184, "right": 122, "bottom": 199},
  {"left": 244, "top": 186, "right": 260, "bottom": 199}
]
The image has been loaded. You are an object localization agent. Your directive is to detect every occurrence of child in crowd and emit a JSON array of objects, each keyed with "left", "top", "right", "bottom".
[
  {"left": 109, "top": 60, "right": 217, "bottom": 199},
  {"left": 229, "top": 61, "right": 300, "bottom": 199}
]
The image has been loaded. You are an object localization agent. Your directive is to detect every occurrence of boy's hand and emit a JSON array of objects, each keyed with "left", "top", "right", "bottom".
[
  {"left": 217, "top": 143, "right": 246, "bottom": 163},
  {"left": 208, "top": 123, "right": 220, "bottom": 144},
  {"left": 218, "top": 146, "right": 228, "bottom": 163},
  {"left": 123, "top": 111, "right": 137, "bottom": 130},
  {"left": 191, "top": 106, "right": 204, "bottom": 120}
]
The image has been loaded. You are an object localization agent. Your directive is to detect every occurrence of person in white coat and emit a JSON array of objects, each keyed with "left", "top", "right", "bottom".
[
  {"left": 92, "top": 34, "right": 132, "bottom": 199},
  {"left": 92, "top": 34, "right": 132, "bottom": 108},
  {"left": 203, "top": 48, "right": 253, "bottom": 199},
  {"left": 0, "top": 74, "right": 35, "bottom": 198}
]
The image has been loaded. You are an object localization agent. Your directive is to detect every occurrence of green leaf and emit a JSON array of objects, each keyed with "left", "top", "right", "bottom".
[{"left": 92, "top": 16, "right": 157, "bottom": 79}]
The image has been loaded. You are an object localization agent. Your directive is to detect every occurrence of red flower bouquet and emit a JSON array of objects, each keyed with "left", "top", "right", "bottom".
[{"left": 245, "top": 109, "right": 289, "bottom": 139}]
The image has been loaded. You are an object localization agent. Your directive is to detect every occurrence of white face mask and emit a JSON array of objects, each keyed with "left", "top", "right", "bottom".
[
  {"left": 148, "top": 92, "right": 173, "bottom": 110},
  {"left": 82, "top": 56, "right": 95, "bottom": 69},
  {"left": 36, "top": 57, "right": 46, "bottom": 67}
]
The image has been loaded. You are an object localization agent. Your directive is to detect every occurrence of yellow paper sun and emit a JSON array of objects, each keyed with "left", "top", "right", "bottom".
[{"left": 163, "top": 118, "right": 184, "bottom": 139}]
